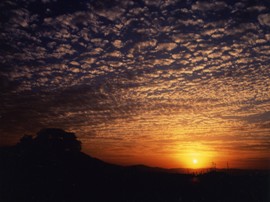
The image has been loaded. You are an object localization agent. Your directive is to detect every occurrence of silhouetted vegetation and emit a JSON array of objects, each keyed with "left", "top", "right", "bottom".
[
  {"left": 17, "top": 128, "right": 81, "bottom": 153},
  {"left": 1, "top": 128, "right": 269, "bottom": 202}
]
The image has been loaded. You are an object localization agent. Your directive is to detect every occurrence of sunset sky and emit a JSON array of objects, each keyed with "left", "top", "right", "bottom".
[{"left": 1, "top": 0, "right": 270, "bottom": 169}]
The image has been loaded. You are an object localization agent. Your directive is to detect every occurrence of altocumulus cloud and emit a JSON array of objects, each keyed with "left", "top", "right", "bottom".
[{"left": 0, "top": 0, "right": 270, "bottom": 166}]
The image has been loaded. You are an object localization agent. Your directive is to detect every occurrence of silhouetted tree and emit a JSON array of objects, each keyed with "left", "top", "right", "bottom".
[
  {"left": 17, "top": 128, "right": 81, "bottom": 154},
  {"left": 35, "top": 128, "right": 81, "bottom": 153},
  {"left": 19, "top": 134, "right": 33, "bottom": 145}
]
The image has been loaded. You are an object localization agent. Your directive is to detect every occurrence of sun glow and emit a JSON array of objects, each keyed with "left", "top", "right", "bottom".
[
  {"left": 193, "top": 159, "right": 198, "bottom": 164},
  {"left": 187, "top": 153, "right": 204, "bottom": 169},
  {"left": 178, "top": 143, "right": 216, "bottom": 169}
]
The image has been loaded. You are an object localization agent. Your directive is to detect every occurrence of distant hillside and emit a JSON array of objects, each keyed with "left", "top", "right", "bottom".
[
  {"left": 1, "top": 145, "right": 269, "bottom": 202},
  {"left": 1, "top": 128, "right": 269, "bottom": 202}
]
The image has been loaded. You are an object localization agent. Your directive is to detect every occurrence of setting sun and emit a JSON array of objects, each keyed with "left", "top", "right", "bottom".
[
  {"left": 193, "top": 159, "right": 198, "bottom": 164},
  {"left": 176, "top": 142, "right": 217, "bottom": 169}
]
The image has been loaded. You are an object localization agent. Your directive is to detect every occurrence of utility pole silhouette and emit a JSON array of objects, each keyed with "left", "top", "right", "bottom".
[{"left": 211, "top": 161, "right": 216, "bottom": 171}]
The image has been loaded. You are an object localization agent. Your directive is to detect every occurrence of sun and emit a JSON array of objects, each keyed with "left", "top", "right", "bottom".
[
  {"left": 192, "top": 159, "right": 198, "bottom": 164},
  {"left": 178, "top": 143, "right": 216, "bottom": 169}
]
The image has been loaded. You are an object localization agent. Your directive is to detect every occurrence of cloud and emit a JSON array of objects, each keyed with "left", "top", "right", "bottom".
[
  {"left": 104, "top": 51, "right": 122, "bottom": 58},
  {"left": 152, "top": 59, "right": 175, "bottom": 66},
  {"left": 70, "top": 61, "right": 80, "bottom": 66},
  {"left": 91, "top": 38, "right": 109, "bottom": 47},
  {"left": 245, "top": 111, "right": 270, "bottom": 123},
  {"left": 53, "top": 44, "right": 77, "bottom": 58},
  {"left": 177, "top": 19, "right": 204, "bottom": 27},
  {"left": 247, "top": 6, "right": 267, "bottom": 12},
  {"left": 258, "top": 13, "right": 270, "bottom": 26},
  {"left": 112, "top": 40, "right": 123, "bottom": 49},
  {"left": 1, "top": 0, "right": 270, "bottom": 168},
  {"left": 96, "top": 6, "right": 125, "bottom": 21},
  {"left": 155, "top": 43, "right": 177, "bottom": 51},
  {"left": 192, "top": 1, "right": 228, "bottom": 11},
  {"left": 143, "top": 0, "right": 161, "bottom": 7},
  {"left": 82, "top": 58, "right": 96, "bottom": 65}
]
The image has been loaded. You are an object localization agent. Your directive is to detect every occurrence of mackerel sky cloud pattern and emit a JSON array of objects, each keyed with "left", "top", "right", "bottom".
[{"left": 1, "top": 0, "right": 270, "bottom": 168}]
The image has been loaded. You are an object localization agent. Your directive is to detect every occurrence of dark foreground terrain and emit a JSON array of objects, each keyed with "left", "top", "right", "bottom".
[{"left": 1, "top": 129, "right": 269, "bottom": 202}]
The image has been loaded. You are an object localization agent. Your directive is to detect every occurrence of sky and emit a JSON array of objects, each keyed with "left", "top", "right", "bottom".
[{"left": 0, "top": 0, "right": 270, "bottom": 169}]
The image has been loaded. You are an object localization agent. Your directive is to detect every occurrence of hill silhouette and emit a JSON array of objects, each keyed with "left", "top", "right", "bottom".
[{"left": 1, "top": 128, "right": 269, "bottom": 202}]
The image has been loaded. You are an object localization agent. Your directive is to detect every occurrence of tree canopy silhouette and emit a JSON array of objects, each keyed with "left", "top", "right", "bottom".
[{"left": 18, "top": 128, "right": 81, "bottom": 154}]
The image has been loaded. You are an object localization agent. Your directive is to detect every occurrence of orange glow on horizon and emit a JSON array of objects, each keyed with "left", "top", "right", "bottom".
[
  {"left": 175, "top": 143, "right": 217, "bottom": 169},
  {"left": 81, "top": 131, "right": 270, "bottom": 170}
]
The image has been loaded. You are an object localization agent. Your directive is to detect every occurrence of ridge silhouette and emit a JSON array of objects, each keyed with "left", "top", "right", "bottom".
[{"left": 0, "top": 128, "right": 269, "bottom": 202}]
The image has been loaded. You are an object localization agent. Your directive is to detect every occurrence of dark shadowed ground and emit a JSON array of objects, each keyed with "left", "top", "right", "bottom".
[{"left": 1, "top": 129, "right": 269, "bottom": 202}]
